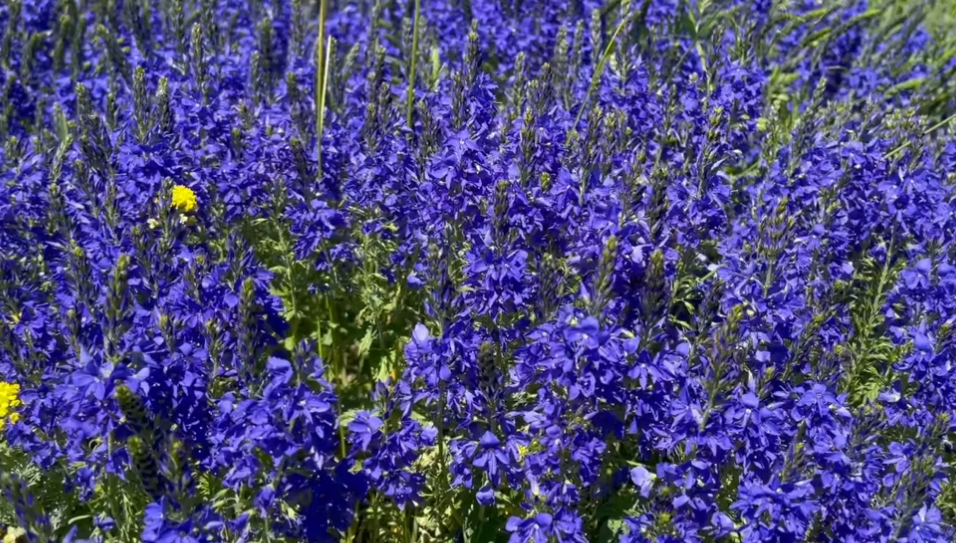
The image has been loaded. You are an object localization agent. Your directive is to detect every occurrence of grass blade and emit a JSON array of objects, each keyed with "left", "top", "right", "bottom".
[
  {"left": 407, "top": 0, "right": 422, "bottom": 128},
  {"left": 316, "top": 0, "right": 329, "bottom": 180},
  {"left": 572, "top": 0, "right": 650, "bottom": 130}
]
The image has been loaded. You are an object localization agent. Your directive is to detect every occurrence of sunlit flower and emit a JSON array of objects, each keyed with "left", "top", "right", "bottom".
[
  {"left": 171, "top": 185, "right": 198, "bottom": 213},
  {"left": 0, "top": 382, "right": 22, "bottom": 431}
]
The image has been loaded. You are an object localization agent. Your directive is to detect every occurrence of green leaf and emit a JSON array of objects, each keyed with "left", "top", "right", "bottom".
[
  {"left": 374, "top": 358, "right": 392, "bottom": 383},
  {"left": 885, "top": 77, "right": 925, "bottom": 97},
  {"left": 356, "top": 328, "right": 375, "bottom": 359}
]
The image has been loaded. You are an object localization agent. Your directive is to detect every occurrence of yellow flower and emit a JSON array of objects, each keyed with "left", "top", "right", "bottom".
[
  {"left": 3, "top": 526, "right": 27, "bottom": 543},
  {"left": 171, "top": 185, "right": 197, "bottom": 213},
  {"left": 0, "top": 382, "right": 22, "bottom": 431}
]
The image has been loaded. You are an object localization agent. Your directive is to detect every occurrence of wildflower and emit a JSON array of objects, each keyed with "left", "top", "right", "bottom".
[
  {"left": 171, "top": 185, "right": 197, "bottom": 213},
  {"left": 2, "top": 526, "right": 27, "bottom": 543},
  {"left": 0, "top": 383, "right": 22, "bottom": 431},
  {"left": 1, "top": 0, "right": 956, "bottom": 541}
]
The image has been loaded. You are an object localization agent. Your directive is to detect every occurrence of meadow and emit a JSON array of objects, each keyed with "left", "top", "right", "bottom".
[{"left": 2, "top": 0, "right": 956, "bottom": 542}]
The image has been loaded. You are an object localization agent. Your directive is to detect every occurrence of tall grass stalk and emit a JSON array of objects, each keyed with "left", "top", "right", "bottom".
[
  {"left": 572, "top": 2, "right": 643, "bottom": 129},
  {"left": 407, "top": 0, "right": 422, "bottom": 128},
  {"left": 316, "top": 0, "right": 329, "bottom": 180}
]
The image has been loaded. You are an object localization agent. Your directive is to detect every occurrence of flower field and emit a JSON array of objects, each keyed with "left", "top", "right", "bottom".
[{"left": 2, "top": 0, "right": 956, "bottom": 541}]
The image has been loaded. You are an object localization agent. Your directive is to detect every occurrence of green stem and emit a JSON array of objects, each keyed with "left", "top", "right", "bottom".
[
  {"left": 407, "top": 0, "right": 422, "bottom": 128},
  {"left": 315, "top": 0, "right": 328, "bottom": 180},
  {"left": 325, "top": 295, "right": 339, "bottom": 381},
  {"left": 762, "top": 251, "right": 776, "bottom": 298},
  {"left": 437, "top": 382, "right": 448, "bottom": 489},
  {"left": 572, "top": 1, "right": 645, "bottom": 130},
  {"left": 885, "top": 110, "right": 956, "bottom": 158},
  {"left": 338, "top": 413, "right": 347, "bottom": 458},
  {"left": 315, "top": 301, "right": 325, "bottom": 361}
]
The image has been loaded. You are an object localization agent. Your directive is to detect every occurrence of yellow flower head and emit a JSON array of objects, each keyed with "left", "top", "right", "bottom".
[
  {"left": 171, "top": 185, "right": 197, "bottom": 213},
  {"left": 0, "top": 382, "right": 22, "bottom": 431},
  {"left": 3, "top": 526, "right": 27, "bottom": 543}
]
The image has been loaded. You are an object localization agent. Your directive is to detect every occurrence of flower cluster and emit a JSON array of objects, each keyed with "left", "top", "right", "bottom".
[{"left": 1, "top": 0, "right": 956, "bottom": 542}]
